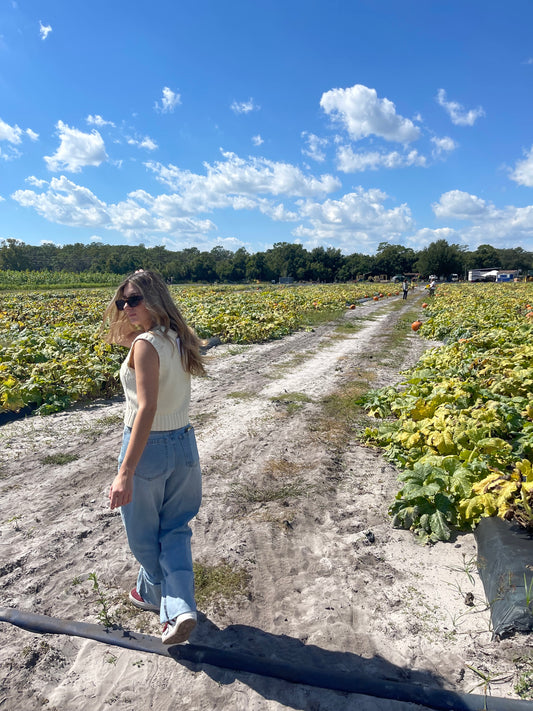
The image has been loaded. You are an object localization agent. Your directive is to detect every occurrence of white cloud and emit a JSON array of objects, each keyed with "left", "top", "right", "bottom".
[
  {"left": 320, "top": 84, "right": 420, "bottom": 143},
  {"left": 44, "top": 121, "right": 107, "bottom": 172},
  {"left": 86, "top": 114, "right": 115, "bottom": 128},
  {"left": 145, "top": 151, "right": 340, "bottom": 210},
  {"left": 155, "top": 87, "right": 181, "bottom": 114},
  {"left": 252, "top": 135, "right": 264, "bottom": 146},
  {"left": 26, "top": 128, "right": 39, "bottom": 141},
  {"left": 39, "top": 21, "right": 52, "bottom": 40},
  {"left": 26, "top": 175, "right": 48, "bottom": 187},
  {"left": 293, "top": 187, "right": 413, "bottom": 253},
  {"left": 11, "top": 176, "right": 216, "bottom": 240},
  {"left": 431, "top": 136, "right": 457, "bottom": 158},
  {"left": 432, "top": 190, "right": 489, "bottom": 219},
  {"left": 510, "top": 145, "right": 533, "bottom": 187},
  {"left": 336, "top": 146, "right": 426, "bottom": 172},
  {"left": 431, "top": 189, "right": 533, "bottom": 250},
  {"left": 436, "top": 89, "right": 485, "bottom": 127},
  {"left": 0, "top": 118, "right": 23, "bottom": 144},
  {"left": 127, "top": 136, "right": 158, "bottom": 151},
  {"left": 230, "top": 98, "right": 259, "bottom": 114},
  {"left": 301, "top": 132, "right": 328, "bottom": 162}
]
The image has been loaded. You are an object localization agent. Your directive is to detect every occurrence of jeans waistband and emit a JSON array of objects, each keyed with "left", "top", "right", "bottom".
[{"left": 123, "top": 423, "right": 193, "bottom": 438}]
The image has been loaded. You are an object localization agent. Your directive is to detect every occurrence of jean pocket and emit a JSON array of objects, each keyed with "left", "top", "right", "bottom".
[
  {"left": 180, "top": 428, "right": 200, "bottom": 468},
  {"left": 135, "top": 437, "right": 171, "bottom": 480}
]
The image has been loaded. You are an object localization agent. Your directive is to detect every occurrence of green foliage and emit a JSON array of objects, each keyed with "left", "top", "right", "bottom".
[
  {"left": 360, "top": 282, "right": 533, "bottom": 541},
  {"left": 0, "top": 283, "right": 400, "bottom": 416}
]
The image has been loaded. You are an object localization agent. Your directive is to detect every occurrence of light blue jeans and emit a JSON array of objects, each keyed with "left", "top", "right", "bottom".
[{"left": 118, "top": 424, "right": 202, "bottom": 624}]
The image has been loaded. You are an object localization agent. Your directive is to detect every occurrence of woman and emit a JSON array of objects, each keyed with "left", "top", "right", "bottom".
[{"left": 102, "top": 269, "right": 205, "bottom": 645}]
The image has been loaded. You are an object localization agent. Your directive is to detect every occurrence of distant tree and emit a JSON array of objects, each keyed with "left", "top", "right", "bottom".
[
  {"left": 415, "top": 240, "right": 466, "bottom": 279},
  {"left": 373, "top": 242, "right": 417, "bottom": 278},
  {"left": 496, "top": 247, "right": 533, "bottom": 271},
  {"left": 308, "top": 246, "right": 343, "bottom": 281},
  {"left": 467, "top": 244, "right": 499, "bottom": 269},
  {"left": 245, "top": 252, "right": 270, "bottom": 281},
  {"left": 337, "top": 252, "right": 373, "bottom": 281},
  {"left": 0, "top": 239, "right": 31, "bottom": 270},
  {"left": 264, "top": 242, "right": 309, "bottom": 281}
]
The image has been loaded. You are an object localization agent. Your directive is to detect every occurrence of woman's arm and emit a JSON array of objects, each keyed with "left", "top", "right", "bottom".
[{"left": 109, "top": 339, "right": 159, "bottom": 510}]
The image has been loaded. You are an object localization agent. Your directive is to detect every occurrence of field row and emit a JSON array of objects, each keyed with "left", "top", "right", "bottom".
[
  {"left": 361, "top": 282, "right": 533, "bottom": 540},
  {"left": 0, "top": 282, "right": 400, "bottom": 415}
]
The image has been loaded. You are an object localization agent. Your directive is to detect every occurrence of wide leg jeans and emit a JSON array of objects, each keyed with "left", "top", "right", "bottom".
[{"left": 118, "top": 424, "right": 202, "bottom": 623}]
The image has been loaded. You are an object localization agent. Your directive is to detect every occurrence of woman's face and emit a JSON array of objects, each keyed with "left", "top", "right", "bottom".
[{"left": 121, "top": 282, "right": 154, "bottom": 331}]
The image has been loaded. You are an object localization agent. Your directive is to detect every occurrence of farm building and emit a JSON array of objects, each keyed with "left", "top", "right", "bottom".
[{"left": 468, "top": 268, "right": 520, "bottom": 282}]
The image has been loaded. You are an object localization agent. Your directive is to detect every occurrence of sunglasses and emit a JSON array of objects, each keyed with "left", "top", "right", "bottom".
[{"left": 115, "top": 294, "right": 144, "bottom": 310}]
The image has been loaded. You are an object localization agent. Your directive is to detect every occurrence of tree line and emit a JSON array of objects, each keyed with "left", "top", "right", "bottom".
[{"left": 1, "top": 238, "right": 532, "bottom": 283}]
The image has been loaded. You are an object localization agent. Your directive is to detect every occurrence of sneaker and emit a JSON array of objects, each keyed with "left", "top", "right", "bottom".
[
  {"left": 128, "top": 588, "right": 159, "bottom": 613},
  {"left": 161, "top": 611, "right": 197, "bottom": 645}
]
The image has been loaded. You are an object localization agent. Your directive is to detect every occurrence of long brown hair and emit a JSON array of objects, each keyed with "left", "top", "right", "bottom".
[{"left": 102, "top": 270, "right": 206, "bottom": 376}]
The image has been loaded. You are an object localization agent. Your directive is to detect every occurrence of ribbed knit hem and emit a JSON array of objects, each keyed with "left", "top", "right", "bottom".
[{"left": 124, "top": 408, "right": 190, "bottom": 432}]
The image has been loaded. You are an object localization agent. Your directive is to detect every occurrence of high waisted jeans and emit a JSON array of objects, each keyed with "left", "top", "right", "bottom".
[{"left": 118, "top": 424, "right": 202, "bottom": 623}]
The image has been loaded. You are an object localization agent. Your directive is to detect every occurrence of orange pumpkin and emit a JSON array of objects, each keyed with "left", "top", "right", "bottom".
[
  {"left": 349, "top": 304, "right": 355, "bottom": 309},
  {"left": 527, "top": 311, "right": 533, "bottom": 319},
  {"left": 373, "top": 296, "right": 379, "bottom": 301},
  {"left": 422, "top": 302, "right": 428, "bottom": 308},
  {"left": 411, "top": 320, "right": 422, "bottom": 331}
]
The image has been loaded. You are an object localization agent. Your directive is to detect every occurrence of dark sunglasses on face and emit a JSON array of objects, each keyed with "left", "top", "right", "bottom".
[{"left": 115, "top": 294, "right": 144, "bottom": 310}]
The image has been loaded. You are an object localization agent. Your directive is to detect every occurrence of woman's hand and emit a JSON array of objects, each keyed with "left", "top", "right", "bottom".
[{"left": 109, "top": 470, "right": 134, "bottom": 510}]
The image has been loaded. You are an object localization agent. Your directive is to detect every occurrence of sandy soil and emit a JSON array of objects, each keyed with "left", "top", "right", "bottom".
[{"left": 0, "top": 292, "right": 532, "bottom": 711}]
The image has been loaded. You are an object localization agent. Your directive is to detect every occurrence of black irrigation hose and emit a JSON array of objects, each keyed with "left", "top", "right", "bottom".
[{"left": 1, "top": 607, "right": 531, "bottom": 711}]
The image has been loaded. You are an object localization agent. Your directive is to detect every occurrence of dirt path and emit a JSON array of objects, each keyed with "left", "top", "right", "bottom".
[{"left": 0, "top": 292, "right": 531, "bottom": 710}]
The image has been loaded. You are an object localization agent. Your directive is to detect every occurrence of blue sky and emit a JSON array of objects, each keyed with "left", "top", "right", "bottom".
[{"left": 1, "top": 0, "right": 533, "bottom": 256}]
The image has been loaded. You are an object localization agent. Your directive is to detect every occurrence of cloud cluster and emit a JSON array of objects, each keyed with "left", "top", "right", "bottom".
[
  {"left": 317, "top": 84, "right": 457, "bottom": 174},
  {"left": 231, "top": 98, "right": 259, "bottom": 114},
  {"left": 431, "top": 189, "right": 533, "bottom": 248},
  {"left": 510, "top": 145, "right": 533, "bottom": 187},
  {"left": 44, "top": 121, "right": 107, "bottom": 172},
  {"left": 12, "top": 152, "right": 411, "bottom": 252},
  {"left": 39, "top": 21, "right": 52, "bottom": 40},
  {"left": 6, "top": 79, "right": 533, "bottom": 254},
  {"left": 436, "top": 89, "right": 485, "bottom": 127},
  {"left": 155, "top": 87, "right": 181, "bottom": 114}
]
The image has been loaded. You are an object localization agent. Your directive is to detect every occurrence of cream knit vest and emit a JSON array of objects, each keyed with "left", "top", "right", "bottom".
[{"left": 120, "top": 328, "right": 191, "bottom": 431}]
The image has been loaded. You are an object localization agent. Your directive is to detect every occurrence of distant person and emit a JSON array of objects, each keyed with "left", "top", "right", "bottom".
[
  {"left": 402, "top": 279, "right": 409, "bottom": 300},
  {"left": 101, "top": 269, "right": 206, "bottom": 645},
  {"left": 428, "top": 279, "right": 436, "bottom": 297}
]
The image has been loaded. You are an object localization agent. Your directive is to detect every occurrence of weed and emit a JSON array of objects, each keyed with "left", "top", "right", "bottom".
[
  {"left": 227, "top": 391, "right": 255, "bottom": 400},
  {"left": 231, "top": 479, "right": 307, "bottom": 504},
  {"left": 41, "top": 452, "right": 79, "bottom": 466},
  {"left": 524, "top": 574, "right": 533, "bottom": 608},
  {"left": 80, "top": 413, "right": 123, "bottom": 439},
  {"left": 466, "top": 664, "right": 513, "bottom": 703},
  {"left": 6, "top": 514, "right": 22, "bottom": 531},
  {"left": 262, "top": 458, "right": 303, "bottom": 479},
  {"left": 193, "top": 560, "right": 250, "bottom": 611},
  {"left": 88, "top": 572, "right": 116, "bottom": 628},
  {"left": 514, "top": 655, "right": 533, "bottom": 699},
  {"left": 446, "top": 554, "right": 479, "bottom": 586},
  {"left": 270, "top": 391, "right": 312, "bottom": 415}
]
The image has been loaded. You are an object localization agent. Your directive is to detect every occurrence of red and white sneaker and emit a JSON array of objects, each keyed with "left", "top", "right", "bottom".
[
  {"left": 161, "top": 611, "right": 197, "bottom": 645},
  {"left": 128, "top": 588, "right": 159, "bottom": 613}
]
